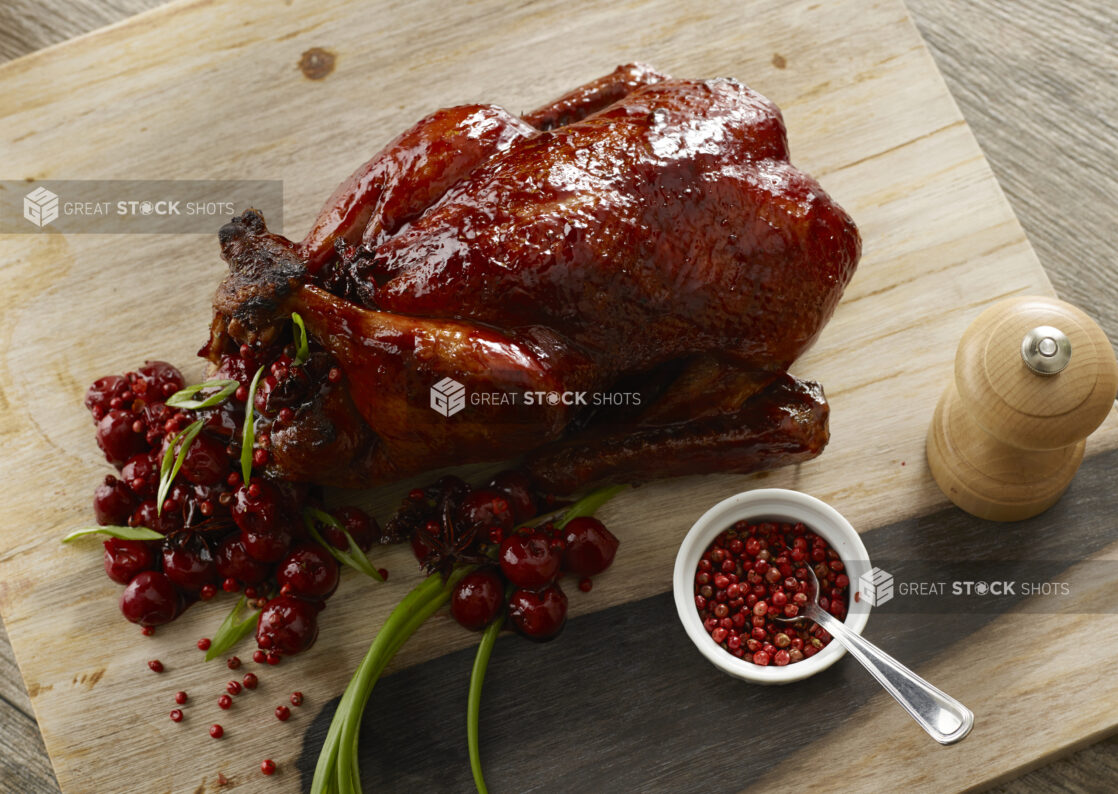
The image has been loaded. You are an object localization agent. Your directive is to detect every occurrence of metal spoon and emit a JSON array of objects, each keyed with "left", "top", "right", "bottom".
[{"left": 773, "top": 565, "right": 974, "bottom": 745}]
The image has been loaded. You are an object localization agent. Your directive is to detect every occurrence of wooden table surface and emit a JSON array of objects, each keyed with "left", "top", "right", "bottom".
[{"left": 1, "top": 0, "right": 1115, "bottom": 791}]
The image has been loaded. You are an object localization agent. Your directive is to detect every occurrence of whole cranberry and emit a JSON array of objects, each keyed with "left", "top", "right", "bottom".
[
  {"left": 277, "top": 545, "right": 339, "bottom": 600},
  {"left": 84, "top": 375, "right": 129, "bottom": 416},
  {"left": 458, "top": 489, "right": 515, "bottom": 534},
  {"left": 162, "top": 536, "right": 218, "bottom": 592},
  {"left": 96, "top": 409, "right": 148, "bottom": 467},
  {"left": 507, "top": 584, "right": 567, "bottom": 641},
  {"left": 232, "top": 481, "right": 293, "bottom": 536},
  {"left": 450, "top": 568, "right": 504, "bottom": 630},
  {"left": 215, "top": 536, "right": 272, "bottom": 585},
  {"left": 324, "top": 506, "right": 379, "bottom": 552},
  {"left": 200, "top": 399, "right": 243, "bottom": 440},
  {"left": 130, "top": 499, "right": 183, "bottom": 536},
  {"left": 121, "top": 450, "right": 160, "bottom": 497},
  {"left": 256, "top": 596, "right": 320, "bottom": 656},
  {"left": 232, "top": 482, "right": 295, "bottom": 562},
  {"left": 499, "top": 533, "right": 560, "bottom": 589},
  {"left": 103, "top": 538, "right": 153, "bottom": 584},
  {"left": 487, "top": 470, "right": 536, "bottom": 523},
  {"left": 93, "top": 476, "right": 136, "bottom": 526},
  {"left": 137, "top": 361, "right": 185, "bottom": 399},
  {"left": 178, "top": 432, "right": 230, "bottom": 486},
  {"left": 242, "top": 527, "right": 292, "bottom": 563},
  {"left": 562, "top": 517, "right": 619, "bottom": 576},
  {"left": 120, "top": 571, "right": 179, "bottom": 626}
]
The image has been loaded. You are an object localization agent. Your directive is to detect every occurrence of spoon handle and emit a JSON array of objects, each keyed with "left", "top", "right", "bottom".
[{"left": 807, "top": 605, "right": 974, "bottom": 745}]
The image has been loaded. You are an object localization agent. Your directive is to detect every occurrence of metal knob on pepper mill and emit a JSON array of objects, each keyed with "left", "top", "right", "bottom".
[{"left": 926, "top": 296, "right": 1118, "bottom": 521}]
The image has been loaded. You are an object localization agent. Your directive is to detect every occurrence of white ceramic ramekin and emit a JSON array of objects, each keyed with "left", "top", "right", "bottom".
[{"left": 673, "top": 488, "right": 872, "bottom": 684}]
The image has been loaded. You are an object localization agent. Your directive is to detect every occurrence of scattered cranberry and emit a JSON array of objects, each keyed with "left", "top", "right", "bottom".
[
  {"left": 226, "top": 680, "right": 242, "bottom": 696},
  {"left": 170, "top": 709, "right": 183, "bottom": 722},
  {"left": 450, "top": 568, "right": 504, "bottom": 630},
  {"left": 562, "top": 517, "right": 619, "bottom": 576},
  {"left": 96, "top": 409, "right": 148, "bottom": 466},
  {"left": 102, "top": 538, "right": 153, "bottom": 585},
  {"left": 148, "top": 659, "right": 164, "bottom": 673},
  {"left": 266, "top": 652, "right": 281, "bottom": 666},
  {"left": 578, "top": 577, "right": 593, "bottom": 592},
  {"left": 227, "top": 656, "right": 241, "bottom": 670},
  {"left": 121, "top": 572, "right": 178, "bottom": 626},
  {"left": 197, "top": 638, "right": 212, "bottom": 651},
  {"left": 178, "top": 431, "right": 231, "bottom": 486},
  {"left": 231, "top": 481, "right": 296, "bottom": 562},
  {"left": 218, "top": 694, "right": 233, "bottom": 710},
  {"left": 252, "top": 650, "right": 267, "bottom": 664},
  {"left": 85, "top": 375, "right": 129, "bottom": 416},
  {"left": 277, "top": 544, "right": 340, "bottom": 600},
  {"left": 261, "top": 759, "right": 276, "bottom": 776},
  {"left": 215, "top": 536, "right": 272, "bottom": 585},
  {"left": 508, "top": 584, "right": 568, "bottom": 641},
  {"left": 210, "top": 724, "right": 224, "bottom": 739},
  {"left": 174, "top": 691, "right": 188, "bottom": 705},
  {"left": 242, "top": 673, "right": 258, "bottom": 689},
  {"left": 499, "top": 533, "right": 560, "bottom": 589},
  {"left": 256, "top": 596, "right": 319, "bottom": 657},
  {"left": 162, "top": 535, "right": 218, "bottom": 593},
  {"left": 275, "top": 705, "right": 291, "bottom": 721},
  {"left": 136, "top": 361, "right": 185, "bottom": 397},
  {"left": 93, "top": 476, "right": 137, "bottom": 525},
  {"left": 290, "top": 691, "right": 303, "bottom": 707}
]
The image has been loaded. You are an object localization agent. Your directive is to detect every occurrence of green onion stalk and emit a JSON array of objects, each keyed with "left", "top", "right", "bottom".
[
  {"left": 311, "top": 568, "right": 472, "bottom": 793},
  {"left": 310, "top": 485, "right": 626, "bottom": 794}
]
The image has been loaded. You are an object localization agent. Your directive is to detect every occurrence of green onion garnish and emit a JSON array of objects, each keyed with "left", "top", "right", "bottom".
[
  {"left": 205, "top": 595, "right": 262, "bottom": 662},
  {"left": 62, "top": 525, "right": 164, "bottom": 543},
  {"left": 292, "top": 312, "right": 310, "bottom": 366},
  {"left": 240, "top": 366, "right": 265, "bottom": 484},
  {"left": 165, "top": 379, "right": 239, "bottom": 410},
  {"left": 156, "top": 419, "right": 204, "bottom": 516}
]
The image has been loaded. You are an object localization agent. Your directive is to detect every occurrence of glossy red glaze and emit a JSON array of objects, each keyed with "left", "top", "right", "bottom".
[{"left": 205, "top": 64, "right": 859, "bottom": 493}]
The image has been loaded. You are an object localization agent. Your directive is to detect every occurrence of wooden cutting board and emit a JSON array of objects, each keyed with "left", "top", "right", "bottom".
[{"left": 1, "top": 0, "right": 1116, "bottom": 791}]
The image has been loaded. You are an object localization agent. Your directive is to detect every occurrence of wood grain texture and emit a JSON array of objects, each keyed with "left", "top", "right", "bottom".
[
  {"left": 0, "top": 621, "right": 59, "bottom": 794},
  {"left": 0, "top": 0, "right": 155, "bottom": 63},
  {"left": 0, "top": 0, "right": 1116, "bottom": 792},
  {"left": 906, "top": 0, "right": 1118, "bottom": 361}
]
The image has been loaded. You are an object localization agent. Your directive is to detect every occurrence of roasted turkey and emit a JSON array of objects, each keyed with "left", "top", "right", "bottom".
[{"left": 204, "top": 64, "right": 860, "bottom": 493}]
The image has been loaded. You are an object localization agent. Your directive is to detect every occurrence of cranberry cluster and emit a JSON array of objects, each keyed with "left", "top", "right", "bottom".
[
  {"left": 694, "top": 520, "right": 849, "bottom": 666},
  {"left": 84, "top": 358, "right": 379, "bottom": 660},
  {"left": 393, "top": 473, "right": 619, "bottom": 641},
  {"left": 84, "top": 353, "right": 620, "bottom": 657}
]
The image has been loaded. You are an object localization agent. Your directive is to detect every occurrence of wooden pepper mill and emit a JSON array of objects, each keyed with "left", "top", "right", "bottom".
[{"left": 927, "top": 296, "right": 1118, "bottom": 521}]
